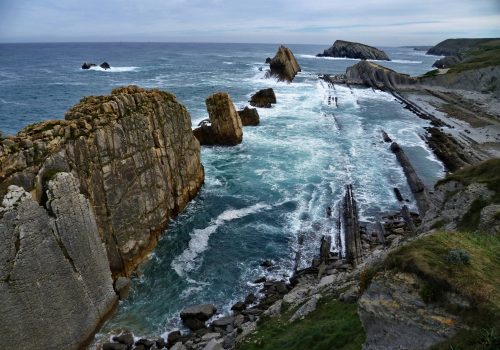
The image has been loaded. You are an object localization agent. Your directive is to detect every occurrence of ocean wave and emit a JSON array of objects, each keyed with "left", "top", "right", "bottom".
[
  {"left": 171, "top": 203, "right": 271, "bottom": 277},
  {"left": 83, "top": 66, "right": 139, "bottom": 73}
]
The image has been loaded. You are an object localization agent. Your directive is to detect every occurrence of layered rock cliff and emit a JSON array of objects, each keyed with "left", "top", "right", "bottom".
[
  {"left": 344, "top": 61, "right": 416, "bottom": 90},
  {"left": 0, "top": 173, "right": 117, "bottom": 349},
  {"left": 0, "top": 86, "right": 205, "bottom": 348},
  {"left": 1, "top": 86, "right": 205, "bottom": 277},
  {"left": 268, "top": 45, "right": 301, "bottom": 82},
  {"left": 317, "top": 40, "right": 390, "bottom": 60}
]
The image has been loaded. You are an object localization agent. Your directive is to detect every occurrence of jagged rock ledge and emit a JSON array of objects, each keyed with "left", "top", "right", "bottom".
[{"left": 0, "top": 85, "right": 205, "bottom": 349}]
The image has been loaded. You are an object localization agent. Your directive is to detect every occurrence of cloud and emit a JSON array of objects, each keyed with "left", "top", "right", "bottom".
[{"left": 0, "top": 0, "right": 499, "bottom": 45}]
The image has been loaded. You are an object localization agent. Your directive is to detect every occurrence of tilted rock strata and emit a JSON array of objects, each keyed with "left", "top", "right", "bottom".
[
  {"left": 345, "top": 61, "right": 416, "bottom": 90},
  {"left": 193, "top": 92, "right": 243, "bottom": 146},
  {"left": 0, "top": 173, "right": 117, "bottom": 349},
  {"left": 317, "top": 40, "right": 390, "bottom": 61},
  {"left": 268, "top": 45, "right": 301, "bottom": 82},
  {"left": 0, "top": 85, "right": 205, "bottom": 276}
]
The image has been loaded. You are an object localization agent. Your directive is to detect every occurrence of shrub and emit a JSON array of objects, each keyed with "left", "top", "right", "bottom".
[{"left": 445, "top": 248, "right": 471, "bottom": 265}]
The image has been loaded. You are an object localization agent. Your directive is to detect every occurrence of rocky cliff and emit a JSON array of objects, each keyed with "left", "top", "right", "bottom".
[
  {"left": 345, "top": 61, "right": 416, "bottom": 90},
  {"left": 268, "top": 45, "right": 301, "bottom": 82},
  {"left": 1, "top": 86, "right": 204, "bottom": 277},
  {"left": 0, "top": 173, "right": 117, "bottom": 349},
  {"left": 317, "top": 40, "right": 390, "bottom": 60},
  {"left": 0, "top": 86, "right": 205, "bottom": 348}
]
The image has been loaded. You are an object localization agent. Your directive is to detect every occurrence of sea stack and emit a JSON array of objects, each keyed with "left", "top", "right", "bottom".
[
  {"left": 250, "top": 88, "right": 277, "bottom": 108},
  {"left": 317, "top": 40, "right": 390, "bottom": 61},
  {"left": 268, "top": 45, "right": 301, "bottom": 82},
  {"left": 193, "top": 92, "right": 243, "bottom": 146}
]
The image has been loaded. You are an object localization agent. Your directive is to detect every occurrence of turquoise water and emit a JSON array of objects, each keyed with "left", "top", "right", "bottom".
[{"left": 0, "top": 43, "right": 444, "bottom": 338}]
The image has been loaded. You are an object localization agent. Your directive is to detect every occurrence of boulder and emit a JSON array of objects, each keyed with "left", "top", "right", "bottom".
[
  {"left": 268, "top": 45, "right": 301, "bottom": 82},
  {"left": 211, "top": 316, "right": 235, "bottom": 327},
  {"left": 193, "top": 92, "right": 243, "bottom": 146},
  {"left": 82, "top": 62, "right": 96, "bottom": 69},
  {"left": 237, "top": 107, "right": 260, "bottom": 126},
  {"left": 114, "top": 277, "right": 131, "bottom": 300},
  {"left": 180, "top": 304, "right": 217, "bottom": 330},
  {"left": 103, "top": 343, "right": 128, "bottom": 350},
  {"left": 167, "top": 331, "right": 181, "bottom": 347},
  {"left": 231, "top": 301, "right": 247, "bottom": 312},
  {"left": 112, "top": 332, "right": 135, "bottom": 347},
  {"left": 250, "top": 88, "right": 276, "bottom": 108},
  {"left": 317, "top": 40, "right": 390, "bottom": 61},
  {"left": 100, "top": 61, "right": 111, "bottom": 70}
]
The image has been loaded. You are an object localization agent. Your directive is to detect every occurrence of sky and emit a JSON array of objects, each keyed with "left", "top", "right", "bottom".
[{"left": 0, "top": 0, "right": 499, "bottom": 45}]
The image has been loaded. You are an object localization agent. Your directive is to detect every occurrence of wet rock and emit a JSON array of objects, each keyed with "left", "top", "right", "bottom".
[
  {"left": 340, "top": 285, "right": 359, "bottom": 303},
  {"left": 100, "top": 61, "right": 111, "bottom": 70},
  {"left": 202, "top": 333, "right": 221, "bottom": 341},
  {"left": 244, "top": 293, "right": 256, "bottom": 305},
  {"left": 103, "top": 343, "right": 128, "bottom": 350},
  {"left": 260, "top": 259, "right": 274, "bottom": 268},
  {"left": 254, "top": 276, "right": 266, "bottom": 283},
  {"left": 265, "top": 57, "right": 272, "bottom": 64},
  {"left": 193, "top": 92, "right": 243, "bottom": 146},
  {"left": 345, "top": 61, "right": 415, "bottom": 90},
  {"left": 167, "top": 331, "right": 182, "bottom": 347},
  {"left": 114, "top": 277, "right": 131, "bottom": 300},
  {"left": 135, "top": 338, "right": 155, "bottom": 348},
  {"left": 250, "top": 88, "right": 276, "bottom": 108},
  {"left": 268, "top": 45, "right": 301, "bottom": 82},
  {"left": 231, "top": 301, "right": 246, "bottom": 312},
  {"left": 181, "top": 304, "right": 216, "bottom": 330},
  {"left": 113, "top": 332, "right": 134, "bottom": 348},
  {"left": 155, "top": 337, "right": 167, "bottom": 349},
  {"left": 82, "top": 62, "right": 96, "bottom": 69},
  {"left": 317, "top": 40, "right": 390, "bottom": 60},
  {"left": 237, "top": 107, "right": 260, "bottom": 126}
]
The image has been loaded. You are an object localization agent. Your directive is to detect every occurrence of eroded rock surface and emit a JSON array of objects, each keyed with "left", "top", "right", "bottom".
[
  {"left": 0, "top": 173, "right": 117, "bottom": 349},
  {"left": 1, "top": 85, "right": 205, "bottom": 276},
  {"left": 345, "top": 61, "right": 416, "bottom": 90},
  {"left": 249, "top": 88, "right": 276, "bottom": 108},
  {"left": 238, "top": 107, "right": 260, "bottom": 126}
]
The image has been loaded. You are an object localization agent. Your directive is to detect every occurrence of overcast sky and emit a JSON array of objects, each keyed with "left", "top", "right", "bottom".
[{"left": 0, "top": 0, "right": 499, "bottom": 45}]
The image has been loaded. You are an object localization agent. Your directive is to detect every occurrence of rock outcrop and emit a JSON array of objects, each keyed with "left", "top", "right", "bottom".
[
  {"left": 317, "top": 40, "right": 390, "bottom": 61},
  {"left": 1, "top": 86, "right": 204, "bottom": 277},
  {"left": 249, "top": 88, "right": 276, "bottom": 108},
  {"left": 0, "top": 173, "right": 117, "bottom": 349},
  {"left": 193, "top": 92, "right": 243, "bottom": 146},
  {"left": 0, "top": 85, "right": 205, "bottom": 348},
  {"left": 82, "top": 62, "right": 97, "bottom": 69},
  {"left": 426, "top": 38, "right": 497, "bottom": 56},
  {"left": 238, "top": 107, "right": 260, "bottom": 126},
  {"left": 267, "top": 45, "right": 301, "bottom": 82},
  {"left": 432, "top": 55, "right": 461, "bottom": 69},
  {"left": 345, "top": 61, "right": 416, "bottom": 90},
  {"left": 100, "top": 62, "right": 111, "bottom": 70}
]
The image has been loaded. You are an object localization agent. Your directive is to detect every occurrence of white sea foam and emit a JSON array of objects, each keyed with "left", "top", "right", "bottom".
[
  {"left": 171, "top": 203, "right": 271, "bottom": 277},
  {"left": 84, "top": 66, "right": 139, "bottom": 72}
]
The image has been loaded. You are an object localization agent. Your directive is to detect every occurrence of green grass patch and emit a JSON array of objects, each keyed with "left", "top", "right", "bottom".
[
  {"left": 237, "top": 297, "right": 365, "bottom": 350},
  {"left": 422, "top": 69, "right": 440, "bottom": 77},
  {"left": 384, "top": 230, "right": 500, "bottom": 349},
  {"left": 450, "top": 40, "right": 500, "bottom": 73}
]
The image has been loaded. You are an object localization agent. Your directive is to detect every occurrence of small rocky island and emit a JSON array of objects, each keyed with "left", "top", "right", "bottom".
[{"left": 317, "top": 40, "right": 390, "bottom": 61}]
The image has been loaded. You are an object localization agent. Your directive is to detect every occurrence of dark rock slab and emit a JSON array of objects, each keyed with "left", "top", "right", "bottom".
[
  {"left": 250, "top": 88, "right": 276, "bottom": 108},
  {"left": 317, "top": 40, "right": 390, "bottom": 60}
]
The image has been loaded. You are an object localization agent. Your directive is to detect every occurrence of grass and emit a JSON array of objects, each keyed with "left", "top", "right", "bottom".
[
  {"left": 382, "top": 230, "right": 500, "bottom": 350},
  {"left": 437, "top": 159, "right": 500, "bottom": 231},
  {"left": 449, "top": 40, "right": 500, "bottom": 73},
  {"left": 422, "top": 69, "right": 440, "bottom": 77},
  {"left": 237, "top": 297, "right": 365, "bottom": 350}
]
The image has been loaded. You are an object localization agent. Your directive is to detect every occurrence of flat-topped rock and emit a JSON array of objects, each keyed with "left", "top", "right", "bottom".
[
  {"left": 317, "top": 40, "right": 390, "bottom": 61},
  {"left": 180, "top": 304, "right": 217, "bottom": 321}
]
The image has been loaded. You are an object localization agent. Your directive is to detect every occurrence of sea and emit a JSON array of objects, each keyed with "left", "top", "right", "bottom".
[{"left": 0, "top": 42, "right": 444, "bottom": 339}]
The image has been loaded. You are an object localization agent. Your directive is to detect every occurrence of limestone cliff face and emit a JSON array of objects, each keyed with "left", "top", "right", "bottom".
[
  {"left": 317, "top": 40, "right": 390, "bottom": 61},
  {"left": 268, "top": 45, "right": 301, "bottom": 83},
  {"left": 345, "top": 61, "right": 416, "bottom": 90},
  {"left": 0, "top": 85, "right": 205, "bottom": 276},
  {"left": 0, "top": 173, "right": 117, "bottom": 349}
]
